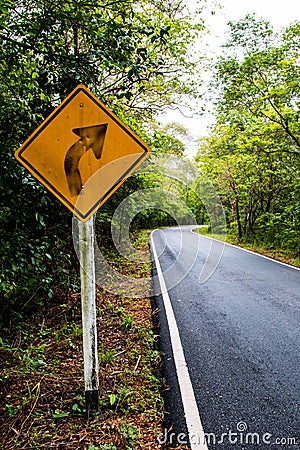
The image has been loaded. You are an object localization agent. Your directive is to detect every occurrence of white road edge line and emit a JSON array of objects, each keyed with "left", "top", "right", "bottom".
[
  {"left": 191, "top": 227, "right": 300, "bottom": 271},
  {"left": 150, "top": 230, "right": 208, "bottom": 450}
]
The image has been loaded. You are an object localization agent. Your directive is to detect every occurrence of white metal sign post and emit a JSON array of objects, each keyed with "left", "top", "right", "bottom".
[
  {"left": 14, "top": 84, "right": 151, "bottom": 420},
  {"left": 77, "top": 216, "right": 99, "bottom": 417}
]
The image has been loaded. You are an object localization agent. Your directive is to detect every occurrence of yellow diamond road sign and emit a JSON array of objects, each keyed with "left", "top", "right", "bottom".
[{"left": 15, "top": 84, "right": 151, "bottom": 221}]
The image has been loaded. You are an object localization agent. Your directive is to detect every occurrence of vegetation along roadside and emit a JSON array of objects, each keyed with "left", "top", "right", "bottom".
[
  {"left": 0, "top": 229, "right": 187, "bottom": 450},
  {"left": 195, "top": 226, "right": 300, "bottom": 268}
]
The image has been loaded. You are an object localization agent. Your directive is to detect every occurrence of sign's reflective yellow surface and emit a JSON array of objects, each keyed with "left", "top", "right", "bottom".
[{"left": 15, "top": 84, "right": 150, "bottom": 221}]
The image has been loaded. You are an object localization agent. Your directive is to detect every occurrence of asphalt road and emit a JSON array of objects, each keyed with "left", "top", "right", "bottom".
[{"left": 150, "top": 226, "right": 300, "bottom": 449}]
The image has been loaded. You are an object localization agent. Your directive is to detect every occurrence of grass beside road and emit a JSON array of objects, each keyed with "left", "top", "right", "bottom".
[
  {"left": 1, "top": 230, "right": 183, "bottom": 450},
  {"left": 195, "top": 226, "right": 300, "bottom": 268}
]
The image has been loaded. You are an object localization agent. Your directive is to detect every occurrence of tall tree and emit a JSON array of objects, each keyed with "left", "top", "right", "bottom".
[
  {"left": 214, "top": 15, "right": 300, "bottom": 154},
  {"left": 196, "top": 16, "right": 300, "bottom": 253},
  {"left": 0, "top": 0, "right": 204, "bottom": 113}
]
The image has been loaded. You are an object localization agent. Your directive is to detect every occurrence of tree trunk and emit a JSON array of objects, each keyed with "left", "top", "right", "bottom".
[{"left": 235, "top": 197, "right": 243, "bottom": 238}]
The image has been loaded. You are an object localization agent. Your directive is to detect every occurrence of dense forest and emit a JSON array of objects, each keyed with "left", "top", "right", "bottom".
[
  {"left": 196, "top": 16, "right": 300, "bottom": 258},
  {"left": 0, "top": 1, "right": 299, "bottom": 325},
  {"left": 0, "top": 0, "right": 205, "bottom": 323}
]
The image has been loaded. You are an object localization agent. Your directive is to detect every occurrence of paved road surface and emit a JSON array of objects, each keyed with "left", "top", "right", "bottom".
[{"left": 150, "top": 226, "right": 300, "bottom": 449}]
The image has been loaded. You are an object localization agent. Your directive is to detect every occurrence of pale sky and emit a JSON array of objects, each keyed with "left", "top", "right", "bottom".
[{"left": 158, "top": 0, "right": 300, "bottom": 157}]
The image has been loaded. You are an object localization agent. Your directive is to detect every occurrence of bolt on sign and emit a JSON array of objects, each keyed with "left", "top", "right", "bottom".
[{"left": 15, "top": 84, "right": 151, "bottom": 221}]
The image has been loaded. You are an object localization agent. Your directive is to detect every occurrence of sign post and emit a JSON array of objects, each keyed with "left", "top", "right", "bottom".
[
  {"left": 77, "top": 216, "right": 99, "bottom": 416},
  {"left": 14, "top": 84, "right": 151, "bottom": 419}
]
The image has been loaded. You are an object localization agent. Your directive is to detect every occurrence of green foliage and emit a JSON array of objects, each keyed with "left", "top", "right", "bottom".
[
  {"left": 0, "top": 0, "right": 202, "bottom": 111},
  {"left": 98, "top": 445, "right": 117, "bottom": 450},
  {"left": 120, "top": 312, "right": 134, "bottom": 330},
  {"left": 0, "top": 0, "right": 206, "bottom": 323},
  {"left": 0, "top": 184, "right": 78, "bottom": 323},
  {"left": 52, "top": 409, "right": 70, "bottom": 419},
  {"left": 214, "top": 16, "right": 300, "bottom": 152},
  {"left": 150, "top": 121, "right": 192, "bottom": 156},
  {"left": 196, "top": 16, "right": 300, "bottom": 256}
]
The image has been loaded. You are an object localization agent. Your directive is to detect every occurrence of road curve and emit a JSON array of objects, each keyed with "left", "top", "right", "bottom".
[{"left": 150, "top": 226, "right": 300, "bottom": 449}]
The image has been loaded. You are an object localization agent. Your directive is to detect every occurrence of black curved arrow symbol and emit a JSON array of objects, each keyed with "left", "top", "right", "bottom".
[{"left": 64, "top": 123, "right": 108, "bottom": 197}]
